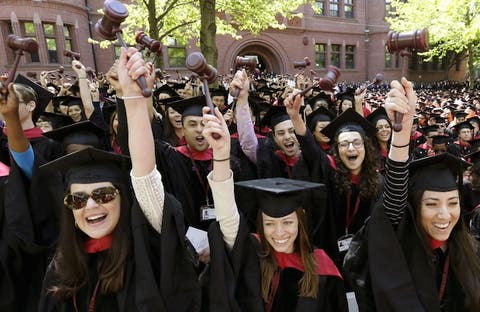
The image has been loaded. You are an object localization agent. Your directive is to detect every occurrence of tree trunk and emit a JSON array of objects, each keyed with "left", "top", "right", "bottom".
[
  {"left": 147, "top": 0, "right": 163, "bottom": 69},
  {"left": 200, "top": 0, "right": 218, "bottom": 69},
  {"left": 468, "top": 43, "right": 474, "bottom": 90}
]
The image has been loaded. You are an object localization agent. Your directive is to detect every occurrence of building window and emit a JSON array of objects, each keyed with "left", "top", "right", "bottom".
[
  {"left": 345, "top": 45, "right": 355, "bottom": 68},
  {"left": 329, "top": 0, "right": 339, "bottom": 17},
  {"left": 344, "top": 0, "right": 354, "bottom": 18},
  {"left": 385, "top": 49, "right": 392, "bottom": 68},
  {"left": 330, "top": 44, "right": 340, "bottom": 67},
  {"left": 22, "top": 21, "right": 40, "bottom": 62},
  {"left": 315, "top": 43, "right": 326, "bottom": 68},
  {"left": 385, "top": 0, "right": 392, "bottom": 16},
  {"left": 43, "top": 23, "right": 58, "bottom": 63},
  {"left": 168, "top": 47, "right": 186, "bottom": 68},
  {"left": 313, "top": 0, "right": 326, "bottom": 15},
  {"left": 64, "top": 25, "right": 74, "bottom": 51}
]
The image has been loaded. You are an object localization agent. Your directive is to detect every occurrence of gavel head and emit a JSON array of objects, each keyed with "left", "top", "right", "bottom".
[
  {"left": 94, "top": 0, "right": 129, "bottom": 40},
  {"left": 135, "top": 31, "right": 162, "bottom": 53},
  {"left": 387, "top": 28, "right": 428, "bottom": 53},
  {"left": 186, "top": 52, "right": 217, "bottom": 83},
  {"left": 235, "top": 56, "right": 257, "bottom": 71},
  {"left": 293, "top": 57, "right": 311, "bottom": 69},
  {"left": 318, "top": 66, "right": 340, "bottom": 91},
  {"left": 63, "top": 49, "right": 80, "bottom": 60},
  {"left": 7, "top": 35, "right": 38, "bottom": 53}
]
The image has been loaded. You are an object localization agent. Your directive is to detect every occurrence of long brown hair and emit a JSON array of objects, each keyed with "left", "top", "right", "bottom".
[
  {"left": 48, "top": 183, "right": 132, "bottom": 298},
  {"left": 332, "top": 133, "right": 380, "bottom": 199},
  {"left": 257, "top": 207, "right": 319, "bottom": 302},
  {"left": 410, "top": 190, "right": 480, "bottom": 311}
]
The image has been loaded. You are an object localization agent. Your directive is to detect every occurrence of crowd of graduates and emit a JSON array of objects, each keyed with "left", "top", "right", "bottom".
[{"left": 0, "top": 46, "right": 480, "bottom": 312}]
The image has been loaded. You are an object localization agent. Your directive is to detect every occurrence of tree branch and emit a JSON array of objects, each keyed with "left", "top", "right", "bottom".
[{"left": 158, "top": 20, "right": 196, "bottom": 40}]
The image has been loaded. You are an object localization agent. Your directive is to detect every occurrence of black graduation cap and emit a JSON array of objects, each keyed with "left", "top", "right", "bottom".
[
  {"left": 306, "top": 106, "right": 335, "bottom": 132},
  {"left": 431, "top": 135, "right": 451, "bottom": 146},
  {"left": 307, "top": 92, "right": 333, "bottom": 109},
  {"left": 249, "top": 95, "right": 271, "bottom": 115},
  {"left": 40, "top": 147, "right": 129, "bottom": 188},
  {"left": 210, "top": 87, "right": 228, "bottom": 99},
  {"left": 433, "top": 115, "right": 446, "bottom": 124},
  {"left": 422, "top": 125, "right": 439, "bottom": 137},
  {"left": 468, "top": 116, "right": 480, "bottom": 126},
  {"left": 366, "top": 107, "right": 389, "bottom": 125},
  {"left": 336, "top": 87, "right": 355, "bottom": 104},
  {"left": 14, "top": 74, "right": 54, "bottom": 122},
  {"left": 320, "top": 108, "right": 377, "bottom": 141},
  {"left": 257, "top": 85, "right": 275, "bottom": 95},
  {"left": 409, "top": 152, "right": 470, "bottom": 192},
  {"left": 153, "top": 84, "right": 180, "bottom": 98},
  {"left": 168, "top": 95, "right": 206, "bottom": 117},
  {"left": 260, "top": 105, "right": 304, "bottom": 129},
  {"left": 235, "top": 177, "right": 324, "bottom": 218},
  {"left": 454, "top": 120, "right": 474, "bottom": 132},
  {"left": 101, "top": 102, "right": 117, "bottom": 128},
  {"left": 42, "top": 120, "right": 106, "bottom": 148},
  {"left": 453, "top": 110, "right": 468, "bottom": 119},
  {"left": 37, "top": 111, "right": 73, "bottom": 130}
]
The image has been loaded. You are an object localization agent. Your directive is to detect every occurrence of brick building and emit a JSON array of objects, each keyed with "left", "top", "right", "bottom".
[{"left": 0, "top": 0, "right": 466, "bottom": 83}]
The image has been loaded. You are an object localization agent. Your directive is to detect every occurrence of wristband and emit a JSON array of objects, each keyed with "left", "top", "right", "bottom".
[
  {"left": 120, "top": 95, "right": 145, "bottom": 100},
  {"left": 391, "top": 142, "right": 409, "bottom": 148},
  {"left": 213, "top": 157, "right": 230, "bottom": 162}
]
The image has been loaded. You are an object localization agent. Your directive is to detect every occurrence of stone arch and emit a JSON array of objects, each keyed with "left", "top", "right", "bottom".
[{"left": 223, "top": 35, "right": 289, "bottom": 74}]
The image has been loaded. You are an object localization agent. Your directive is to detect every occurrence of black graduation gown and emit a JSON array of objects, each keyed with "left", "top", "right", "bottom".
[
  {"left": 39, "top": 193, "right": 201, "bottom": 311},
  {"left": 207, "top": 216, "right": 348, "bottom": 312},
  {"left": 296, "top": 131, "right": 381, "bottom": 265},
  {"left": 0, "top": 150, "right": 59, "bottom": 311},
  {"left": 357, "top": 195, "right": 469, "bottom": 311}
]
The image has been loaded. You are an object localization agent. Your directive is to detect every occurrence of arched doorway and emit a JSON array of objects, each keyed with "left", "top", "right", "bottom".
[{"left": 234, "top": 44, "right": 283, "bottom": 74}]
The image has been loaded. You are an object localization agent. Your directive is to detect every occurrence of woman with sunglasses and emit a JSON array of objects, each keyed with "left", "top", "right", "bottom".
[
  {"left": 203, "top": 105, "right": 348, "bottom": 311},
  {"left": 35, "top": 47, "right": 201, "bottom": 311},
  {"left": 284, "top": 94, "right": 382, "bottom": 273},
  {"left": 348, "top": 78, "right": 480, "bottom": 311}
]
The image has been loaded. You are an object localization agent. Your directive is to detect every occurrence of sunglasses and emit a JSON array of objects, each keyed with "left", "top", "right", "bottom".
[{"left": 64, "top": 186, "right": 119, "bottom": 210}]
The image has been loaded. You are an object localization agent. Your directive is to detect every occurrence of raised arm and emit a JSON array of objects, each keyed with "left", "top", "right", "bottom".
[
  {"left": 231, "top": 70, "right": 258, "bottom": 164},
  {"left": 117, "top": 47, "right": 164, "bottom": 233},
  {"left": 72, "top": 60, "right": 95, "bottom": 119},
  {"left": 383, "top": 78, "right": 417, "bottom": 225},
  {"left": 204, "top": 106, "right": 239, "bottom": 249}
]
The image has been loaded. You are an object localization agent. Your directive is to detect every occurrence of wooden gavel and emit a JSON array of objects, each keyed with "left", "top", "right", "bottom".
[
  {"left": 1, "top": 35, "right": 38, "bottom": 95},
  {"left": 387, "top": 28, "right": 428, "bottom": 131},
  {"left": 230, "top": 56, "right": 258, "bottom": 111},
  {"left": 64, "top": 49, "right": 80, "bottom": 61},
  {"left": 135, "top": 31, "right": 162, "bottom": 61},
  {"left": 356, "top": 73, "right": 384, "bottom": 94},
  {"left": 293, "top": 57, "right": 311, "bottom": 69},
  {"left": 297, "top": 65, "right": 340, "bottom": 97},
  {"left": 185, "top": 52, "right": 220, "bottom": 139},
  {"left": 95, "top": 0, "right": 151, "bottom": 97}
]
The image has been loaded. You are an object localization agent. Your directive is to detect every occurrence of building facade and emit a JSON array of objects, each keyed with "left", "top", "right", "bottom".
[{"left": 0, "top": 0, "right": 466, "bottom": 83}]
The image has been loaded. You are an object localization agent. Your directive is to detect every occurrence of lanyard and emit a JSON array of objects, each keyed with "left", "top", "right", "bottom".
[
  {"left": 438, "top": 254, "right": 450, "bottom": 302},
  {"left": 73, "top": 280, "right": 100, "bottom": 312},
  {"left": 186, "top": 146, "right": 211, "bottom": 206},
  {"left": 265, "top": 270, "right": 281, "bottom": 312},
  {"left": 345, "top": 190, "right": 361, "bottom": 235}
]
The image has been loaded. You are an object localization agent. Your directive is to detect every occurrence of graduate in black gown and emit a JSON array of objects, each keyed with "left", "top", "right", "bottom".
[
  {"left": 203, "top": 106, "right": 348, "bottom": 312},
  {"left": 347, "top": 78, "right": 480, "bottom": 312},
  {"left": 38, "top": 47, "right": 200, "bottom": 311}
]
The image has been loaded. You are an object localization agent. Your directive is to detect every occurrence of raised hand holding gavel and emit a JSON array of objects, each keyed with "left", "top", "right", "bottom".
[
  {"left": 95, "top": 0, "right": 151, "bottom": 97},
  {"left": 387, "top": 28, "right": 428, "bottom": 131}
]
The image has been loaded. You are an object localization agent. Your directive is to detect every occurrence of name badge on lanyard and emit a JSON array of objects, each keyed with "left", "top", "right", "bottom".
[
  {"left": 200, "top": 204, "right": 216, "bottom": 221},
  {"left": 337, "top": 234, "right": 354, "bottom": 252}
]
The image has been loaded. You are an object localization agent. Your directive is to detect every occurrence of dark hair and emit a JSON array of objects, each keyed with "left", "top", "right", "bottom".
[
  {"left": 162, "top": 107, "right": 182, "bottom": 146},
  {"left": 332, "top": 132, "right": 381, "bottom": 199},
  {"left": 410, "top": 189, "right": 480, "bottom": 311},
  {"left": 257, "top": 207, "right": 319, "bottom": 302},
  {"left": 109, "top": 111, "right": 119, "bottom": 148},
  {"left": 48, "top": 182, "right": 132, "bottom": 298},
  {"left": 470, "top": 163, "right": 480, "bottom": 190}
]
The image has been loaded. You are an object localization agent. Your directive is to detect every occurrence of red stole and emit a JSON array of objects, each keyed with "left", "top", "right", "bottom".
[
  {"left": 351, "top": 173, "right": 360, "bottom": 185},
  {"left": 275, "top": 150, "right": 299, "bottom": 167},
  {"left": 84, "top": 235, "right": 113, "bottom": 253},
  {"left": 274, "top": 249, "right": 342, "bottom": 278},
  {"left": 176, "top": 145, "right": 213, "bottom": 161},
  {"left": 429, "top": 237, "right": 446, "bottom": 250},
  {"left": 3, "top": 126, "right": 43, "bottom": 140}
]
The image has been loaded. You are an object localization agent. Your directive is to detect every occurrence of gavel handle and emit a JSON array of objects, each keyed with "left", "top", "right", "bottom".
[
  {"left": 230, "top": 87, "right": 240, "bottom": 113},
  {"left": 297, "top": 84, "right": 315, "bottom": 97},
  {"left": 0, "top": 50, "right": 23, "bottom": 99},
  {"left": 393, "top": 50, "right": 411, "bottom": 132},
  {"left": 202, "top": 79, "right": 221, "bottom": 140},
  {"left": 115, "top": 32, "right": 152, "bottom": 98}
]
